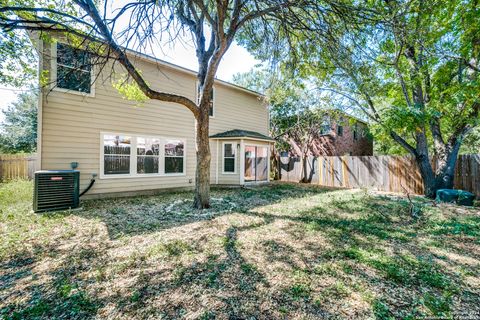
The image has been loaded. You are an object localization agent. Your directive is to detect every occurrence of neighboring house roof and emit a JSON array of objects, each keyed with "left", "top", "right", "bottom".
[{"left": 210, "top": 129, "right": 275, "bottom": 141}]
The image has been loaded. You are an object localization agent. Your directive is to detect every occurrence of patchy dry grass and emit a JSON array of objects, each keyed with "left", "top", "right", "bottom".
[{"left": 1, "top": 180, "right": 479, "bottom": 319}]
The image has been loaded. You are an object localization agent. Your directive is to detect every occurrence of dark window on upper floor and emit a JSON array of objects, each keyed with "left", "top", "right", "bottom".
[
  {"left": 319, "top": 118, "right": 331, "bottom": 135},
  {"left": 353, "top": 124, "right": 358, "bottom": 141},
  {"left": 337, "top": 125, "right": 343, "bottom": 136},
  {"left": 56, "top": 43, "right": 92, "bottom": 93}
]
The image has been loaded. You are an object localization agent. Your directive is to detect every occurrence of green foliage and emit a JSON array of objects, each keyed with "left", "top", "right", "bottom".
[
  {"left": 1, "top": 180, "right": 479, "bottom": 318},
  {"left": 0, "top": 29, "right": 37, "bottom": 87},
  {"left": 241, "top": 0, "right": 480, "bottom": 158},
  {"left": 234, "top": 68, "right": 351, "bottom": 155},
  {"left": 0, "top": 91, "right": 37, "bottom": 153},
  {"left": 112, "top": 74, "right": 149, "bottom": 105}
]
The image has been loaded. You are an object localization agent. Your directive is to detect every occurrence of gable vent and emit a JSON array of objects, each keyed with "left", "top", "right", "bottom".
[{"left": 34, "top": 170, "right": 80, "bottom": 212}]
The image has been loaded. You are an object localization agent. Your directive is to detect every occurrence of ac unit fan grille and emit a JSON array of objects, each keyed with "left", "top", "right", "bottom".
[{"left": 34, "top": 171, "right": 80, "bottom": 212}]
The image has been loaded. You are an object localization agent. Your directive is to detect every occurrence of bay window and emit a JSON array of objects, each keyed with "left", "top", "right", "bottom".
[
  {"left": 101, "top": 133, "right": 185, "bottom": 177},
  {"left": 223, "top": 143, "right": 236, "bottom": 173}
]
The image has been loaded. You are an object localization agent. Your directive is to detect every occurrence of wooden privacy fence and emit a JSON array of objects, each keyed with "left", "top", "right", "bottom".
[
  {"left": 279, "top": 154, "right": 480, "bottom": 197},
  {"left": 0, "top": 154, "right": 38, "bottom": 181}
]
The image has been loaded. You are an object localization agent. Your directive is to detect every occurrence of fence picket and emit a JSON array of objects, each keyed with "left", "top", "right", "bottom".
[
  {"left": 279, "top": 155, "right": 480, "bottom": 197},
  {"left": 0, "top": 154, "right": 38, "bottom": 181}
]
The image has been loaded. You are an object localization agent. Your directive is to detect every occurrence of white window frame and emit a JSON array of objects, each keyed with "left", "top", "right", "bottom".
[
  {"left": 243, "top": 143, "right": 270, "bottom": 183},
  {"left": 99, "top": 132, "right": 186, "bottom": 179},
  {"left": 102, "top": 134, "right": 133, "bottom": 176},
  {"left": 164, "top": 138, "right": 186, "bottom": 175},
  {"left": 196, "top": 81, "right": 215, "bottom": 118},
  {"left": 222, "top": 142, "right": 237, "bottom": 174},
  {"left": 136, "top": 136, "right": 162, "bottom": 175},
  {"left": 51, "top": 42, "right": 96, "bottom": 97}
]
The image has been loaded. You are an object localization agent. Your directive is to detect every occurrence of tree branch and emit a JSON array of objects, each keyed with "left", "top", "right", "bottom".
[{"left": 74, "top": 0, "right": 199, "bottom": 117}]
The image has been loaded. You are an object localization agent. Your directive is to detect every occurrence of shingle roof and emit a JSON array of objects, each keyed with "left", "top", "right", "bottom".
[{"left": 210, "top": 129, "right": 275, "bottom": 141}]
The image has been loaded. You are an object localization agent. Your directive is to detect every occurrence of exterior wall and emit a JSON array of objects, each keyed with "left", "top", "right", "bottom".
[
  {"left": 210, "top": 138, "right": 271, "bottom": 185},
  {"left": 38, "top": 41, "right": 268, "bottom": 196},
  {"left": 210, "top": 139, "right": 241, "bottom": 185},
  {"left": 290, "top": 119, "right": 373, "bottom": 157},
  {"left": 331, "top": 121, "right": 373, "bottom": 156}
]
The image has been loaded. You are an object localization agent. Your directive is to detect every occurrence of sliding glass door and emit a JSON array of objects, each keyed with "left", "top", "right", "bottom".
[{"left": 244, "top": 145, "right": 268, "bottom": 182}]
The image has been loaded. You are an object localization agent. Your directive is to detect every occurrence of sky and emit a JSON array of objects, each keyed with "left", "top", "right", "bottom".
[
  {"left": 0, "top": 41, "right": 259, "bottom": 120},
  {"left": 0, "top": 0, "right": 262, "bottom": 123}
]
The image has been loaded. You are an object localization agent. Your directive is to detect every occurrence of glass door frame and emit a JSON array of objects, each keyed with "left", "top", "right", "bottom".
[{"left": 243, "top": 144, "right": 269, "bottom": 183}]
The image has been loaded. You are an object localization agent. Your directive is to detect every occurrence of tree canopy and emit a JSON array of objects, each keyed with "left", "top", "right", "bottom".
[
  {"left": 0, "top": 91, "right": 37, "bottom": 153},
  {"left": 240, "top": 0, "right": 480, "bottom": 197}
]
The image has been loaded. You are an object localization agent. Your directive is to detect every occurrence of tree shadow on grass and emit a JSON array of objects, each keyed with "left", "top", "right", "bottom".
[
  {"left": 238, "top": 197, "right": 480, "bottom": 318},
  {"left": 112, "top": 225, "right": 332, "bottom": 319},
  {"left": 0, "top": 242, "right": 109, "bottom": 319},
  {"left": 73, "top": 183, "right": 338, "bottom": 240}
]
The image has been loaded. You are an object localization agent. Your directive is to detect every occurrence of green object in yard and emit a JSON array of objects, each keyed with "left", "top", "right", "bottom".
[{"left": 436, "top": 189, "right": 475, "bottom": 206}]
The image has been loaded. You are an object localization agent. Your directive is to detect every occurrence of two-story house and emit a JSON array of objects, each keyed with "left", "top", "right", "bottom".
[{"left": 34, "top": 38, "right": 273, "bottom": 198}]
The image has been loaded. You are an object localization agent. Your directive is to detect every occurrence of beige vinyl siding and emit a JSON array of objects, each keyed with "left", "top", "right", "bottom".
[
  {"left": 209, "top": 87, "right": 268, "bottom": 136},
  {"left": 39, "top": 41, "right": 268, "bottom": 195},
  {"left": 216, "top": 140, "right": 240, "bottom": 185}
]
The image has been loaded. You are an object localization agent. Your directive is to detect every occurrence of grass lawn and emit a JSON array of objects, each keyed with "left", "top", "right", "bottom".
[{"left": 1, "top": 180, "right": 479, "bottom": 319}]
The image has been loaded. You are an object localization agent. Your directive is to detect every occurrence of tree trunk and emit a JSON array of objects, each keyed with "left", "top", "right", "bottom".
[
  {"left": 416, "top": 147, "right": 460, "bottom": 199},
  {"left": 301, "top": 155, "right": 308, "bottom": 183},
  {"left": 417, "top": 157, "right": 438, "bottom": 199},
  {"left": 193, "top": 107, "right": 211, "bottom": 209}
]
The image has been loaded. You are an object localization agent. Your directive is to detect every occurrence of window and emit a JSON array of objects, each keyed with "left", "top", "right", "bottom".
[
  {"left": 101, "top": 133, "right": 185, "bottom": 177},
  {"left": 197, "top": 83, "right": 215, "bottom": 117},
  {"left": 353, "top": 124, "right": 358, "bottom": 141},
  {"left": 165, "top": 139, "right": 184, "bottom": 174},
  {"left": 223, "top": 143, "right": 236, "bottom": 173},
  {"left": 103, "top": 135, "right": 131, "bottom": 175},
  {"left": 137, "top": 137, "right": 160, "bottom": 174},
  {"left": 337, "top": 125, "right": 343, "bottom": 136},
  {"left": 319, "top": 118, "right": 331, "bottom": 135},
  {"left": 56, "top": 43, "right": 92, "bottom": 93}
]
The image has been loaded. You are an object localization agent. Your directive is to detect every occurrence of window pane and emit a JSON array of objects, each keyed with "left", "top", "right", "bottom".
[
  {"left": 137, "top": 156, "right": 159, "bottom": 174},
  {"left": 320, "top": 124, "right": 331, "bottom": 135},
  {"left": 57, "top": 66, "right": 91, "bottom": 93},
  {"left": 165, "top": 140, "right": 184, "bottom": 156},
  {"left": 256, "top": 147, "right": 268, "bottom": 181},
  {"left": 209, "top": 101, "right": 214, "bottom": 116},
  {"left": 104, "top": 155, "right": 130, "bottom": 174},
  {"left": 337, "top": 125, "right": 343, "bottom": 136},
  {"left": 137, "top": 137, "right": 160, "bottom": 155},
  {"left": 57, "top": 43, "right": 91, "bottom": 71},
  {"left": 224, "top": 158, "right": 235, "bottom": 172},
  {"left": 104, "top": 135, "right": 131, "bottom": 155},
  {"left": 224, "top": 143, "right": 235, "bottom": 157},
  {"left": 256, "top": 146, "right": 268, "bottom": 158},
  {"left": 165, "top": 157, "right": 184, "bottom": 173}
]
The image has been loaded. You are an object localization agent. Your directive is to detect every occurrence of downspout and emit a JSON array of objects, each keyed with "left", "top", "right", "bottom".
[{"left": 35, "top": 33, "right": 43, "bottom": 170}]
